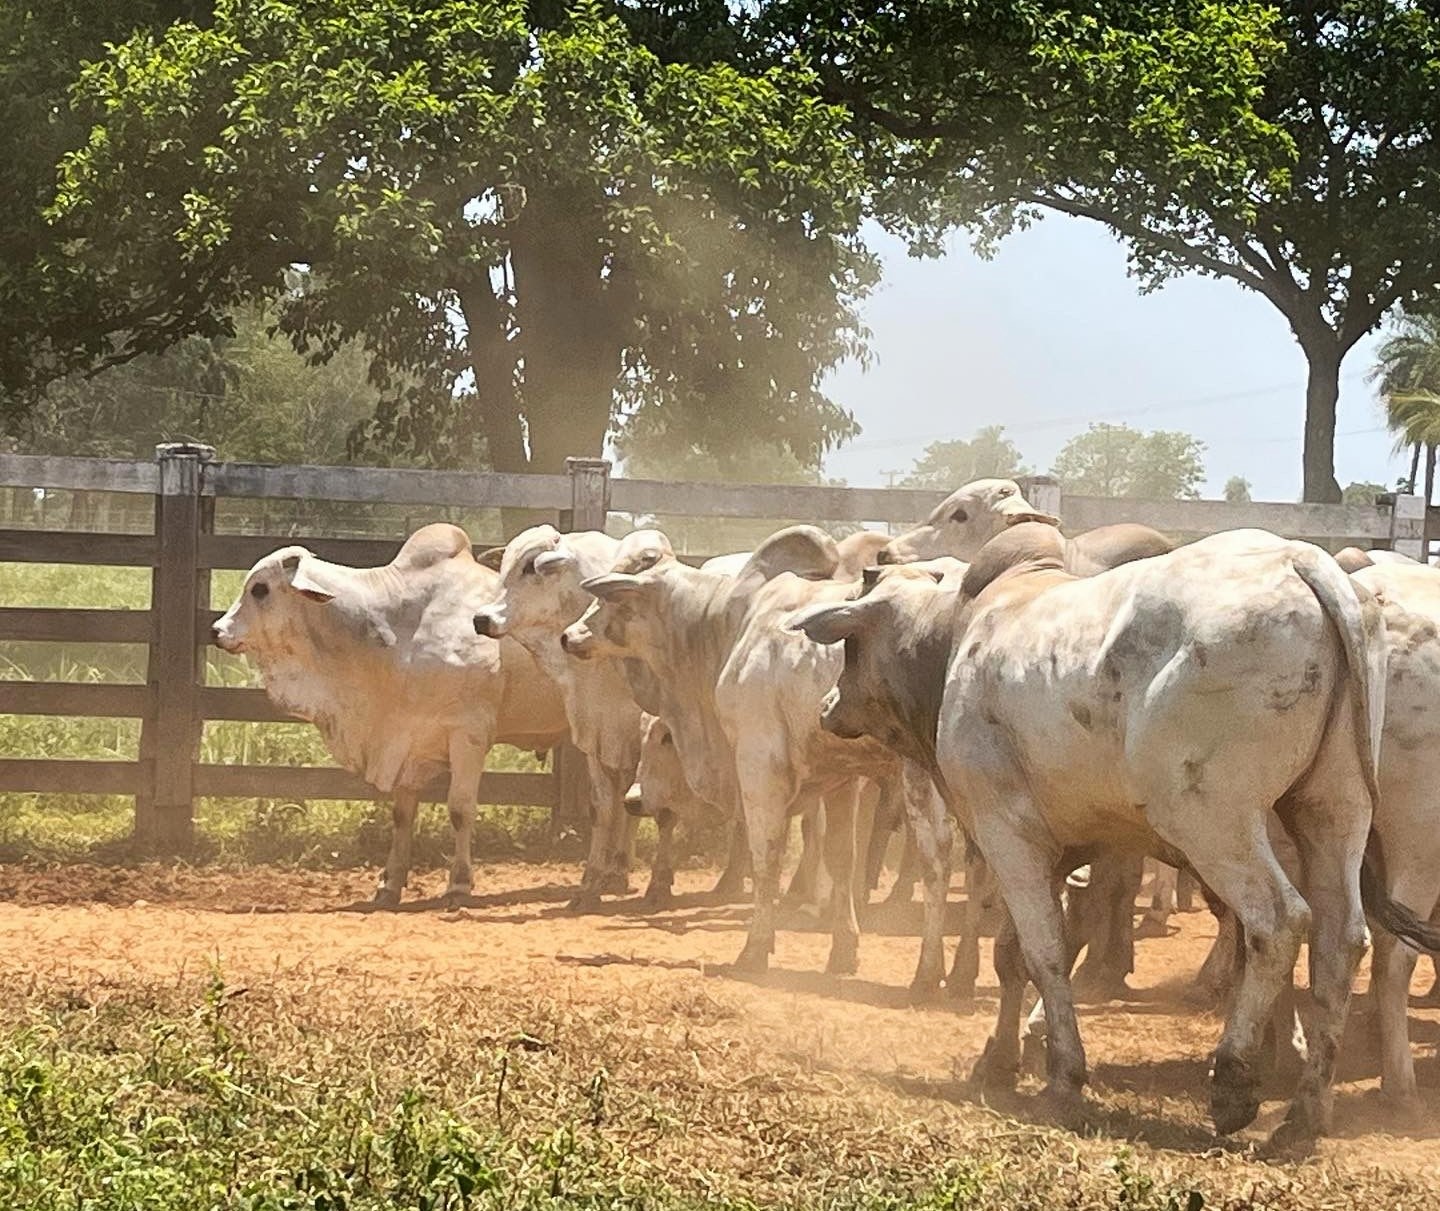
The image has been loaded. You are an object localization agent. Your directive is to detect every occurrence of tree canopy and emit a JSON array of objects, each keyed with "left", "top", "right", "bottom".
[
  {"left": 898, "top": 426, "right": 1028, "bottom": 490},
  {"left": 767, "top": 0, "right": 1440, "bottom": 501},
  {"left": 1223, "top": 476, "right": 1251, "bottom": 503},
  {"left": 1051, "top": 423, "right": 1205, "bottom": 499},
  {"left": 38, "top": 0, "right": 875, "bottom": 473}
]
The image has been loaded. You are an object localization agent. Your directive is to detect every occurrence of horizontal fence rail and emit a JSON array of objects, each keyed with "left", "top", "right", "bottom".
[{"left": 0, "top": 444, "right": 1428, "bottom": 854}]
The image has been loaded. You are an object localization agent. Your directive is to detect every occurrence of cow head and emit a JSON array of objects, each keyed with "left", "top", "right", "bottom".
[
  {"left": 559, "top": 529, "right": 677, "bottom": 660},
  {"left": 787, "top": 563, "right": 956, "bottom": 769},
  {"left": 212, "top": 546, "right": 337, "bottom": 656},
  {"left": 624, "top": 714, "right": 692, "bottom": 824},
  {"left": 878, "top": 478, "right": 1059, "bottom": 565},
  {"left": 472, "top": 524, "right": 587, "bottom": 642}
]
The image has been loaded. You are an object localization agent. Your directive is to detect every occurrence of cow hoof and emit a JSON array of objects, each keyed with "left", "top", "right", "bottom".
[
  {"left": 710, "top": 873, "right": 746, "bottom": 902},
  {"left": 1209, "top": 1051, "right": 1260, "bottom": 1136},
  {"left": 1038, "top": 1083, "right": 1086, "bottom": 1126},
  {"left": 1134, "top": 915, "right": 1171, "bottom": 940},
  {"left": 1261, "top": 1108, "right": 1321, "bottom": 1160},
  {"left": 825, "top": 936, "right": 860, "bottom": 976},
  {"left": 908, "top": 971, "right": 944, "bottom": 1005},
  {"left": 1071, "top": 969, "right": 1129, "bottom": 1004},
  {"left": 969, "top": 1037, "right": 1019, "bottom": 1092},
  {"left": 566, "top": 890, "right": 603, "bottom": 915},
  {"left": 372, "top": 885, "right": 402, "bottom": 909},
  {"left": 599, "top": 873, "right": 631, "bottom": 897},
  {"left": 1381, "top": 1090, "right": 1425, "bottom": 1126},
  {"left": 884, "top": 884, "right": 916, "bottom": 907}
]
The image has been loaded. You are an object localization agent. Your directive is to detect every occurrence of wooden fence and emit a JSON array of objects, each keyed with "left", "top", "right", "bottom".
[{"left": 0, "top": 445, "right": 1427, "bottom": 851}]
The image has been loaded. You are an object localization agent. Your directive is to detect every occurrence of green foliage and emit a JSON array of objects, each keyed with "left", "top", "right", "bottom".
[
  {"left": 1340, "top": 481, "right": 1388, "bottom": 506},
  {"left": 13, "top": 301, "right": 391, "bottom": 463},
  {"left": 0, "top": 983, "right": 1222, "bottom": 1211},
  {"left": 42, "top": 0, "right": 875, "bottom": 474},
  {"left": 1052, "top": 423, "right": 1205, "bottom": 500},
  {"left": 767, "top": 0, "right": 1440, "bottom": 500},
  {"left": 1222, "top": 476, "right": 1251, "bottom": 503},
  {"left": 898, "top": 426, "right": 1028, "bottom": 490}
]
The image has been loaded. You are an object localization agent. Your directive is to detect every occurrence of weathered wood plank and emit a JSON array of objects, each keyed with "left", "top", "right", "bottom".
[
  {"left": 0, "top": 758, "right": 147, "bottom": 795},
  {"left": 0, "top": 607, "right": 153, "bottom": 644},
  {"left": 1057, "top": 495, "right": 1394, "bottom": 540},
  {"left": 609, "top": 477, "right": 946, "bottom": 523},
  {"left": 0, "top": 454, "right": 158, "bottom": 495},
  {"left": 196, "top": 685, "right": 296, "bottom": 723},
  {"left": 0, "top": 530, "right": 157, "bottom": 566},
  {"left": 1, "top": 681, "right": 152, "bottom": 718},
  {"left": 199, "top": 533, "right": 508, "bottom": 571},
  {"left": 191, "top": 764, "right": 558, "bottom": 806},
  {"left": 207, "top": 462, "right": 572, "bottom": 509}
]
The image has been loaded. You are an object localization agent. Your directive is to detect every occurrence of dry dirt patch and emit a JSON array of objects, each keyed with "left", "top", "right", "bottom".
[{"left": 2, "top": 861, "right": 1438, "bottom": 1204}]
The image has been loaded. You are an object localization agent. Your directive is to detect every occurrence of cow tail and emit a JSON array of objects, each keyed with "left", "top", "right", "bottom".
[
  {"left": 1362, "top": 833, "right": 1440, "bottom": 952},
  {"left": 1291, "top": 546, "right": 1385, "bottom": 811},
  {"left": 1293, "top": 549, "right": 1440, "bottom": 951}
]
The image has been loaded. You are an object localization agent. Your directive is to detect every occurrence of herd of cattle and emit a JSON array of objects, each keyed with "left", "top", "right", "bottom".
[{"left": 210, "top": 478, "right": 1440, "bottom": 1151}]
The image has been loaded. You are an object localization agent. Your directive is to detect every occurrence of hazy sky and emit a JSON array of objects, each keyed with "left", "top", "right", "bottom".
[{"left": 821, "top": 217, "right": 1403, "bottom": 501}]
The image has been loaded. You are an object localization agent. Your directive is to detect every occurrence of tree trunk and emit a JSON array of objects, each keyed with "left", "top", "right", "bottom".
[
  {"left": 1425, "top": 443, "right": 1437, "bottom": 561},
  {"left": 457, "top": 279, "right": 526, "bottom": 475},
  {"left": 1300, "top": 342, "right": 1343, "bottom": 503},
  {"left": 1409, "top": 442, "right": 1422, "bottom": 495}
]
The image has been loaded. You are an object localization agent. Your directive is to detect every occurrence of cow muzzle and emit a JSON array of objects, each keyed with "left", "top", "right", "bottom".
[
  {"left": 818, "top": 687, "right": 865, "bottom": 741},
  {"left": 473, "top": 608, "right": 505, "bottom": 639},
  {"left": 559, "top": 625, "right": 593, "bottom": 658},
  {"left": 211, "top": 622, "right": 241, "bottom": 653}
]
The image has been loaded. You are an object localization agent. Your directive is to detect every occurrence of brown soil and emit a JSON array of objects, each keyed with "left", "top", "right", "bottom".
[{"left": 2, "top": 860, "right": 1438, "bottom": 1192}]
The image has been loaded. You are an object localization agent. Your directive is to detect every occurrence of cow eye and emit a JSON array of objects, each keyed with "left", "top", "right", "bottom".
[
  {"left": 250, "top": 582, "right": 270, "bottom": 601},
  {"left": 950, "top": 508, "right": 969, "bottom": 523}
]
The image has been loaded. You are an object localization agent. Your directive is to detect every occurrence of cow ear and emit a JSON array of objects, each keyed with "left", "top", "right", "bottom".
[
  {"left": 477, "top": 546, "right": 507, "bottom": 571},
  {"left": 581, "top": 572, "right": 646, "bottom": 601},
  {"left": 787, "top": 600, "right": 866, "bottom": 645},
  {"left": 289, "top": 558, "right": 336, "bottom": 604},
  {"left": 743, "top": 525, "right": 840, "bottom": 583}
]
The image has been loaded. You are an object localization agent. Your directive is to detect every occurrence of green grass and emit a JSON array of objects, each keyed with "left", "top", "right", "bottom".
[
  {"left": 0, "top": 973, "right": 1239, "bottom": 1211},
  {"left": 0, "top": 562, "right": 572, "bottom": 869}
]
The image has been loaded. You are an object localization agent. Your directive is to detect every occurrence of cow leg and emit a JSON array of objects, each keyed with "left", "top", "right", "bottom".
[
  {"left": 1267, "top": 808, "right": 1368, "bottom": 1152},
  {"left": 971, "top": 815, "right": 1086, "bottom": 1110},
  {"left": 571, "top": 758, "right": 632, "bottom": 913},
  {"left": 1140, "top": 861, "right": 1178, "bottom": 938},
  {"left": 970, "top": 908, "right": 1026, "bottom": 1091},
  {"left": 1370, "top": 861, "right": 1440, "bottom": 1115},
  {"left": 375, "top": 787, "right": 420, "bottom": 907},
  {"left": 1176, "top": 866, "right": 1199, "bottom": 912},
  {"left": 1192, "top": 903, "right": 1243, "bottom": 1006},
  {"left": 1071, "top": 853, "right": 1141, "bottom": 1001},
  {"left": 886, "top": 829, "right": 923, "bottom": 906},
  {"left": 1153, "top": 813, "right": 1309, "bottom": 1138},
  {"left": 864, "top": 777, "right": 905, "bottom": 902},
  {"left": 821, "top": 784, "right": 862, "bottom": 975},
  {"left": 444, "top": 735, "right": 489, "bottom": 903},
  {"left": 949, "top": 844, "right": 992, "bottom": 1003},
  {"left": 711, "top": 815, "right": 749, "bottom": 900},
  {"left": 641, "top": 808, "right": 678, "bottom": 909},
  {"left": 782, "top": 801, "right": 823, "bottom": 910},
  {"left": 732, "top": 753, "right": 791, "bottom": 973},
  {"left": 905, "top": 770, "right": 953, "bottom": 1002}
]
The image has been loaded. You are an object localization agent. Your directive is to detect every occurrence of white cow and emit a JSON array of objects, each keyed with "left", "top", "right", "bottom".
[
  {"left": 471, "top": 526, "right": 644, "bottom": 910},
  {"left": 793, "top": 523, "right": 1404, "bottom": 1148},
  {"left": 563, "top": 526, "right": 899, "bottom": 974},
  {"left": 212, "top": 524, "right": 568, "bottom": 905}
]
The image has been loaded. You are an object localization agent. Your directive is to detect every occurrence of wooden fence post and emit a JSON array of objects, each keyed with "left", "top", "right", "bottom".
[
  {"left": 1017, "top": 474, "right": 1064, "bottom": 521},
  {"left": 549, "top": 458, "right": 613, "bottom": 845},
  {"left": 1387, "top": 492, "right": 1427, "bottom": 561},
  {"left": 135, "top": 442, "right": 213, "bottom": 850}
]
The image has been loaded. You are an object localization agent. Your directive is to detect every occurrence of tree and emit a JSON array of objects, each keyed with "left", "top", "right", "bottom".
[
  {"left": 1341, "top": 481, "right": 1387, "bottom": 506},
  {"left": 1371, "top": 309, "right": 1440, "bottom": 494},
  {"left": 0, "top": 2, "right": 214, "bottom": 412},
  {"left": 15, "top": 301, "right": 389, "bottom": 465},
  {"left": 1223, "top": 476, "right": 1252, "bottom": 503},
  {"left": 1051, "top": 423, "right": 1205, "bottom": 500},
  {"left": 41, "top": 1, "right": 874, "bottom": 475},
  {"left": 898, "top": 426, "right": 1028, "bottom": 490},
  {"left": 769, "top": 1, "right": 1440, "bottom": 502}
]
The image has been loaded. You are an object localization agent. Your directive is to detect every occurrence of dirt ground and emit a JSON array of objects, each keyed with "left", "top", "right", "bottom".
[{"left": 3, "top": 859, "right": 1439, "bottom": 1191}]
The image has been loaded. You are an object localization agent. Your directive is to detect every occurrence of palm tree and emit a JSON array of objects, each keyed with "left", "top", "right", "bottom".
[{"left": 1370, "top": 310, "right": 1440, "bottom": 555}]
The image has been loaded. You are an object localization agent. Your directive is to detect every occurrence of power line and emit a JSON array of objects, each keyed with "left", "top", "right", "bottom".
[{"left": 843, "top": 371, "right": 1371, "bottom": 453}]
